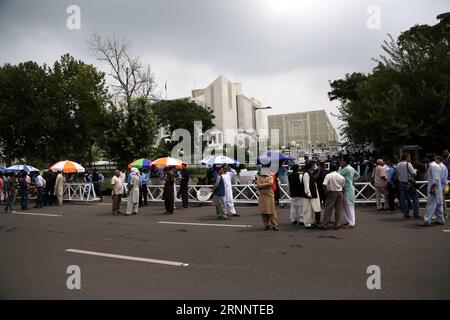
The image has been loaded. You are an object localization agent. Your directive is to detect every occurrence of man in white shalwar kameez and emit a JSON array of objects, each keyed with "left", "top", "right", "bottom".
[
  {"left": 302, "top": 161, "right": 321, "bottom": 229},
  {"left": 54, "top": 171, "right": 65, "bottom": 206},
  {"left": 424, "top": 156, "right": 445, "bottom": 226},
  {"left": 126, "top": 168, "right": 140, "bottom": 215},
  {"left": 223, "top": 166, "right": 238, "bottom": 217}
]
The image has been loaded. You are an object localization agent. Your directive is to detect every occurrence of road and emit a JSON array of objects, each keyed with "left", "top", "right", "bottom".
[{"left": 0, "top": 199, "right": 449, "bottom": 299}]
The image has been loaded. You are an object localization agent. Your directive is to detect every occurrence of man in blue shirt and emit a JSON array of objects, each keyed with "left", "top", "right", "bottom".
[
  {"left": 179, "top": 163, "right": 190, "bottom": 209},
  {"left": 139, "top": 168, "right": 150, "bottom": 207},
  {"left": 386, "top": 159, "right": 397, "bottom": 212}
]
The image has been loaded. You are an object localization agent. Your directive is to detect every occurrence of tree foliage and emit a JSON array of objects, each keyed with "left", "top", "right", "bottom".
[
  {"left": 329, "top": 12, "right": 450, "bottom": 153},
  {"left": 151, "top": 99, "right": 215, "bottom": 158},
  {"left": 0, "top": 54, "right": 110, "bottom": 166},
  {"left": 0, "top": 53, "right": 158, "bottom": 168},
  {"left": 100, "top": 97, "right": 157, "bottom": 168}
]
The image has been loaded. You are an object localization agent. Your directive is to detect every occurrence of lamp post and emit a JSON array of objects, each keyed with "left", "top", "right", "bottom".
[{"left": 252, "top": 105, "right": 272, "bottom": 158}]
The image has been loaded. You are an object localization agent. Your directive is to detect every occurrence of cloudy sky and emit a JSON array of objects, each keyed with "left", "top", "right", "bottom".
[{"left": 0, "top": 0, "right": 448, "bottom": 131}]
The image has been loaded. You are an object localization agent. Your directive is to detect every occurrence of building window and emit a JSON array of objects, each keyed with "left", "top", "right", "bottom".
[
  {"left": 292, "top": 123, "right": 302, "bottom": 136},
  {"left": 209, "top": 86, "right": 214, "bottom": 110},
  {"left": 228, "top": 82, "right": 233, "bottom": 110}
]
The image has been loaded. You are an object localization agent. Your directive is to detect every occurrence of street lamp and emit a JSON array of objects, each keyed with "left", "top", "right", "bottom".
[{"left": 252, "top": 105, "right": 272, "bottom": 158}]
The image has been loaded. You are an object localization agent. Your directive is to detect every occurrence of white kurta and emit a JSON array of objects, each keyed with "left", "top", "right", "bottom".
[
  {"left": 54, "top": 174, "right": 65, "bottom": 205},
  {"left": 127, "top": 174, "right": 140, "bottom": 215},
  {"left": 424, "top": 162, "right": 444, "bottom": 224},
  {"left": 302, "top": 171, "right": 321, "bottom": 226},
  {"left": 222, "top": 172, "right": 236, "bottom": 215}
]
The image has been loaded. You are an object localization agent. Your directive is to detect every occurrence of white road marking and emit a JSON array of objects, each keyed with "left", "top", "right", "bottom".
[
  {"left": 443, "top": 230, "right": 450, "bottom": 233},
  {"left": 65, "top": 249, "right": 189, "bottom": 267},
  {"left": 13, "top": 212, "right": 62, "bottom": 217},
  {"left": 158, "top": 221, "right": 252, "bottom": 228}
]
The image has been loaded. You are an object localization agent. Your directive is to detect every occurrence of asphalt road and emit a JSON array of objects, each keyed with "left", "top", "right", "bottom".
[{"left": 0, "top": 199, "right": 449, "bottom": 300}]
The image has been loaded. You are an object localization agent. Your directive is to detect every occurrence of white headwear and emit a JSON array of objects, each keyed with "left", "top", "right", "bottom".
[{"left": 130, "top": 167, "right": 140, "bottom": 175}]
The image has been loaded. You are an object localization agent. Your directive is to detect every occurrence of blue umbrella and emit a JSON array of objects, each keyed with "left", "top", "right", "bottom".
[
  {"left": 257, "top": 151, "right": 295, "bottom": 165},
  {"left": 0, "top": 166, "right": 5, "bottom": 173},
  {"left": 4, "top": 164, "right": 40, "bottom": 174}
]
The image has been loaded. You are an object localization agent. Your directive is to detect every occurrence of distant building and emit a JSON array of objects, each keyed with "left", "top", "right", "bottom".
[
  {"left": 189, "top": 75, "right": 267, "bottom": 148},
  {"left": 268, "top": 110, "right": 339, "bottom": 151}
]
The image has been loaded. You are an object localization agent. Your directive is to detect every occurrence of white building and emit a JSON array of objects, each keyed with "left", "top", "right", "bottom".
[{"left": 190, "top": 75, "right": 267, "bottom": 148}]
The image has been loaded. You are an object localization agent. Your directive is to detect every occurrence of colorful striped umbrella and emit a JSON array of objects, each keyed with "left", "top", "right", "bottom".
[
  {"left": 50, "top": 160, "right": 85, "bottom": 173},
  {"left": 128, "top": 158, "right": 152, "bottom": 169},
  {"left": 152, "top": 157, "right": 183, "bottom": 168}
]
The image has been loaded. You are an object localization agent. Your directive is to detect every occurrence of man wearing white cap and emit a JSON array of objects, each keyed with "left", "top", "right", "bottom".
[{"left": 126, "top": 168, "right": 140, "bottom": 215}]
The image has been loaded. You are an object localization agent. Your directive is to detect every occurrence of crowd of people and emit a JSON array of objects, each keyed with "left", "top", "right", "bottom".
[
  {"left": 2, "top": 149, "right": 448, "bottom": 230},
  {"left": 108, "top": 164, "right": 192, "bottom": 216},
  {"left": 0, "top": 169, "right": 66, "bottom": 212},
  {"left": 254, "top": 149, "right": 449, "bottom": 231}
]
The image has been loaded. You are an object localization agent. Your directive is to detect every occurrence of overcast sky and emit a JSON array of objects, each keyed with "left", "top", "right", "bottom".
[{"left": 0, "top": 0, "right": 448, "bottom": 131}]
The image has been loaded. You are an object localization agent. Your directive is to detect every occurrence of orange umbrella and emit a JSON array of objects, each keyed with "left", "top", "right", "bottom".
[
  {"left": 152, "top": 157, "right": 183, "bottom": 168},
  {"left": 50, "top": 160, "right": 85, "bottom": 173}
]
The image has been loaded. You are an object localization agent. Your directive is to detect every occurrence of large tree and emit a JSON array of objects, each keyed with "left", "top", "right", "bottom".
[
  {"left": 46, "top": 54, "right": 110, "bottom": 164},
  {"left": 152, "top": 99, "right": 215, "bottom": 137},
  {"left": 151, "top": 99, "right": 215, "bottom": 159},
  {"left": 0, "top": 61, "right": 49, "bottom": 166},
  {"left": 329, "top": 12, "right": 450, "bottom": 153},
  {"left": 0, "top": 54, "right": 110, "bottom": 166},
  {"left": 101, "top": 96, "right": 157, "bottom": 168}
]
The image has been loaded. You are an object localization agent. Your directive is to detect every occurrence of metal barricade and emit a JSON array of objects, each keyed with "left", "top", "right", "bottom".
[
  {"left": 119, "top": 181, "right": 450, "bottom": 205},
  {"left": 62, "top": 183, "right": 100, "bottom": 202}
]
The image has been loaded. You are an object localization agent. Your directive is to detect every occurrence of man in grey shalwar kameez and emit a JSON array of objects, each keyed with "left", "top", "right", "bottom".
[
  {"left": 424, "top": 156, "right": 445, "bottom": 226},
  {"left": 126, "top": 168, "right": 140, "bottom": 215}
]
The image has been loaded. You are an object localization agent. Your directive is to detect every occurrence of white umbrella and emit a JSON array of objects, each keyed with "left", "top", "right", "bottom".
[{"left": 200, "top": 155, "right": 239, "bottom": 168}]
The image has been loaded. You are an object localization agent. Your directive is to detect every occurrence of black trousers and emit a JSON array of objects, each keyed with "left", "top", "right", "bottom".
[
  {"left": 387, "top": 183, "right": 397, "bottom": 211},
  {"left": 180, "top": 184, "right": 189, "bottom": 208},
  {"left": 140, "top": 184, "right": 148, "bottom": 206},
  {"left": 164, "top": 199, "right": 173, "bottom": 213},
  {"left": 44, "top": 188, "right": 54, "bottom": 206},
  {"left": 93, "top": 183, "right": 102, "bottom": 200}
]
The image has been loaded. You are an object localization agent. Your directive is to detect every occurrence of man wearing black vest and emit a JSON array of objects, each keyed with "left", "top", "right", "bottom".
[
  {"left": 288, "top": 164, "right": 305, "bottom": 225},
  {"left": 302, "top": 161, "right": 322, "bottom": 229}
]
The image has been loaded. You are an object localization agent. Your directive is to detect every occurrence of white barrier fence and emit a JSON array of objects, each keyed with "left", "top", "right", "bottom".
[
  {"left": 63, "top": 183, "right": 100, "bottom": 202},
  {"left": 121, "top": 181, "right": 450, "bottom": 205}
]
